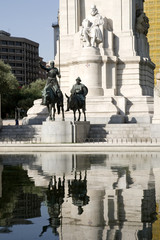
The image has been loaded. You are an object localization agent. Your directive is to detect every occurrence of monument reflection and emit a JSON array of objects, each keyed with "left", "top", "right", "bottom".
[{"left": 0, "top": 153, "right": 160, "bottom": 240}]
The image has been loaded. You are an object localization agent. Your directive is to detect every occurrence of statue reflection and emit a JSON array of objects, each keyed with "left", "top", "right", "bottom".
[
  {"left": 137, "top": 168, "right": 157, "bottom": 239},
  {"left": 39, "top": 175, "right": 65, "bottom": 237},
  {"left": 68, "top": 171, "right": 89, "bottom": 215},
  {"left": 107, "top": 167, "right": 133, "bottom": 239}
]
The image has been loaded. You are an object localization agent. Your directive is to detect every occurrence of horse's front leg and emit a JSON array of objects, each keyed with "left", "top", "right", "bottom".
[
  {"left": 52, "top": 106, "right": 56, "bottom": 121},
  {"left": 74, "top": 110, "right": 76, "bottom": 122},
  {"left": 77, "top": 109, "right": 81, "bottom": 121},
  {"left": 61, "top": 106, "right": 65, "bottom": 121},
  {"left": 47, "top": 104, "right": 52, "bottom": 120}
]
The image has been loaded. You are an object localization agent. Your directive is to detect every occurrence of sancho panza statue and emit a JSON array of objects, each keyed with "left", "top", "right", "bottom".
[{"left": 80, "top": 5, "right": 104, "bottom": 47}]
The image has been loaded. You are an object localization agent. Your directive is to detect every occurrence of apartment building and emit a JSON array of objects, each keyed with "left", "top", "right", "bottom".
[{"left": 0, "top": 30, "right": 41, "bottom": 85}]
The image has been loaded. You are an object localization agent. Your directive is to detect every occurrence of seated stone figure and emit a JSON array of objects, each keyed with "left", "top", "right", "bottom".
[{"left": 80, "top": 5, "right": 104, "bottom": 47}]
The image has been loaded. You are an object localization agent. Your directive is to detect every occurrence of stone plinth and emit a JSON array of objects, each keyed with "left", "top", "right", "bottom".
[
  {"left": 74, "top": 121, "right": 90, "bottom": 142},
  {"left": 22, "top": 99, "right": 48, "bottom": 125},
  {"left": 41, "top": 121, "right": 90, "bottom": 143}
]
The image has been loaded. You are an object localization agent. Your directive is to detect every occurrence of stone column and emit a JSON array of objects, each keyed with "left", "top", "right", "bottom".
[
  {"left": 152, "top": 71, "right": 160, "bottom": 123},
  {"left": 113, "top": 0, "right": 137, "bottom": 57},
  {"left": 60, "top": 0, "right": 80, "bottom": 35}
]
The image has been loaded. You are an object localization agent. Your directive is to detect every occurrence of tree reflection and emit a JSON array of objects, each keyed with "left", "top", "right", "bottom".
[
  {"left": 0, "top": 165, "right": 43, "bottom": 230},
  {"left": 68, "top": 171, "right": 89, "bottom": 215}
]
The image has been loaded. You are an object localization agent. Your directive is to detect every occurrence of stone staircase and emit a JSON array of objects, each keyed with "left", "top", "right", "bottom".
[
  {"left": 88, "top": 124, "right": 156, "bottom": 143},
  {"left": 0, "top": 123, "right": 159, "bottom": 143},
  {"left": 0, "top": 125, "right": 42, "bottom": 143}
]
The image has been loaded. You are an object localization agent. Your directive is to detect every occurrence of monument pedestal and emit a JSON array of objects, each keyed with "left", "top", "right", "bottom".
[
  {"left": 55, "top": 0, "right": 155, "bottom": 124},
  {"left": 22, "top": 99, "right": 48, "bottom": 125},
  {"left": 41, "top": 121, "right": 90, "bottom": 143}
]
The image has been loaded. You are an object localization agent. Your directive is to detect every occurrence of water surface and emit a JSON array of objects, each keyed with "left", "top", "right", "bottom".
[{"left": 0, "top": 152, "right": 160, "bottom": 240}]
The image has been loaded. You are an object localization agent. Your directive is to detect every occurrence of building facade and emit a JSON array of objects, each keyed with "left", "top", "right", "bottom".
[
  {"left": 144, "top": 0, "right": 160, "bottom": 82},
  {"left": 0, "top": 30, "right": 40, "bottom": 85}
]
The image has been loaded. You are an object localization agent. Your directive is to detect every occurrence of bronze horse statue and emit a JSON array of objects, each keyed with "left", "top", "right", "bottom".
[
  {"left": 44, "top": 87, "right": 65, "bottom": 121},
  {"left": 65, "top": 93, "right": 86, "bottom": 121}
]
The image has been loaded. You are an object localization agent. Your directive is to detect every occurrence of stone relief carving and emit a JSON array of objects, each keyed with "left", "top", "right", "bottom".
[
  {"left": 80, "top": 5, "right": 104, "bottom": 47},
  {"left": 136, "top": 10, "right": 149, "bottom": 36}
]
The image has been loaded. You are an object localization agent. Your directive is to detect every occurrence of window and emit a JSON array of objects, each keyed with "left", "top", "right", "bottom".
[
  {"left": 15, "top": 70, "right": 22, "bottom": 74},
  {"left": 2, "top": 55, "right": 8, "bottom": 59},
  {"left": 9, "top": 63, "right": 15, "bottom": 66},
  {"left": 9, "top": 55, "right": 15, "bottom": 60},
  {"left": 15, "top": 56, "right": 22, "bottom": 60},
  {"left": 8, "top": 41, "right": 14, "bottom": 45},
  {"left": 15, "top": 49, "right": 22, "bottom": 53},
  {"left": 16, "top": 63, "right": 22, "bottom": 67},
  {"left": 9, "top": 49, "right": 15, "bottom": 52},
  {"left": 1, "top": 40, "right": 7, "bottom": 45},
  {"left": 16, "top": 42, "right": 22, "bottom": 46},
  {"left": 1, "top": 48, "right": 8, "bottom": 52}
]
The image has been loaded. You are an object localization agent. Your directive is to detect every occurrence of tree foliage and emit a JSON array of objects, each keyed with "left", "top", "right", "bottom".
[
  {"left": 17, "top": 79, "right": 45, "bottom": 115},
  {"left": 0, "top": 60, "right": 18, "bottom": 94},
  {"left": 0, "top": 61, "right": 19, "bottom": 118},
  {"left": 0, "top": 60, "right": 46, "bottom": 118}
]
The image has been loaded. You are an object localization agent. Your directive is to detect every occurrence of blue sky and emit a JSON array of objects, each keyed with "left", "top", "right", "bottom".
[{"left": 0, "top": 0, "right": 59, "bottom": 62}]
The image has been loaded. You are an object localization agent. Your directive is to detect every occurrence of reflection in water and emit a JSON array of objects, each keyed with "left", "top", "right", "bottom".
[
  {"left": 39, "top": 176, "right": 65, "bottom": 237},
  {"left": 0, "top": 153, "right": 160, "bottom": 239},
  {"left": 0, "top": 165, "right": 44, "bottom": 235},
  {"left": 68, "top": 171, "right": 89, "bottom": 215}
]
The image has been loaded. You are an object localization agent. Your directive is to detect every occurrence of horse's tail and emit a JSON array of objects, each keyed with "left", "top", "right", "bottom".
[{"left": 57, "top": 102, "right": 60, "bottom": 114}]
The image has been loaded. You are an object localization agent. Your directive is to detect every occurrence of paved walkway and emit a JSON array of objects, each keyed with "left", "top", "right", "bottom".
[
  {"left": 0, "top": 142, "right": 160, "bottom": 153},
  {"left": 2, "top": 119, "right": 22, "bottom": 126}
]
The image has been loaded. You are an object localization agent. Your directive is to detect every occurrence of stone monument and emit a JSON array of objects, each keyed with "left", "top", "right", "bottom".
[{"left": 55, "top": 0, "right": 155, "bottom": 123}]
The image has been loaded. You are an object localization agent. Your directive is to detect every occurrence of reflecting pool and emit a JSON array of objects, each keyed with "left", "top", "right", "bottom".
[{"left": 0, "top": 152, "right": 160, "bottom": 240}]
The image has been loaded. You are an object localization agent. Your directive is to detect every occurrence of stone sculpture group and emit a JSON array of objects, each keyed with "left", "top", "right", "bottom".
[
  {"left": 40, "top": 61, "right": 88, "bottom": 122},
  {"left": 23, "top": 1, "right": 156, "bottom": 125}
]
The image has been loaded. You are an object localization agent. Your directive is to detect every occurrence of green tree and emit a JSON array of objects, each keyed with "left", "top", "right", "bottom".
[
  {"left": 0, "top": 60, "right": 46, "bottom": 118},
  {"left": 17, "top": 79, "right": 45, "bottom": 114},
  {"left": 0, "top": 60, "right": 18, "bottom": 94},
  {"left": 0, "top": 60, "right": 19, "bottom": 118}
]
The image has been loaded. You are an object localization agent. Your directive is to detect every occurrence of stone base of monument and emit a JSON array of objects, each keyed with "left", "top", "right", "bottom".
[
  {"left": 22, "top": 99, "right": 48, "bottom": 125},
  {"left": 41, "top": 121, "right": 90, "bottom": 143},
  {"left": 22, "top": 94, "right": 153, "bottom": 125}
]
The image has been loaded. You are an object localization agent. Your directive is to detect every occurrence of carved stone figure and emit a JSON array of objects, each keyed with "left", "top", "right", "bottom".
[
  {"left": 136, "top": 10, "right": 149, "bottom": 36},
  {"left": 80, "top": 5, "right": 104, "bottom": 47}
]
